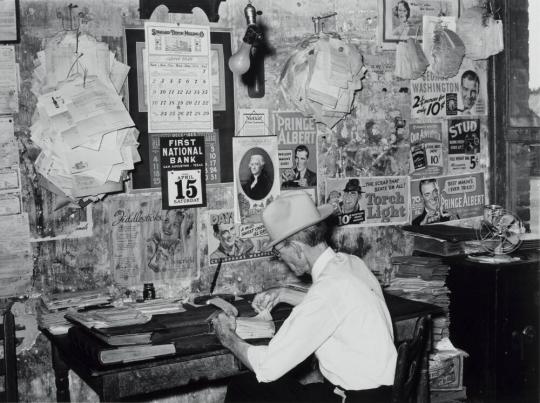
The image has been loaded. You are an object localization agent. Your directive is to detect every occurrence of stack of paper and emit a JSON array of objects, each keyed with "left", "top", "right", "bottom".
[
  {"left": 40, "top": 290, "right": 112, "bottom": 311},
  {"left": 386, "top": 255, "right": 451, "bottom": 342},
  {"left": 126, "top": 299, "right": 186, "bottom": 316},
  {"left": 65, "top": 306, "right": 151, "bottom": 329},
  {"left": 235, "top": 310, "right": 275, "bottom": 340},
  {"left": 280, "top": 33, "right": 367, "bottom": 128},
  {"left": 29, "top": 31, "right": 138, "bottom": 204}
]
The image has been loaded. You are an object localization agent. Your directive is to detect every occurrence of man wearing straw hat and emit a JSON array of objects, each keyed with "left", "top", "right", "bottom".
[{"left": 212, "top": 192, "right": 396, "bottom": 402}]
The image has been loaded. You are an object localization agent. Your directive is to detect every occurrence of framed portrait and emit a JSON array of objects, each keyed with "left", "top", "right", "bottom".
[
  {"left": 0, "top": 0, "right": 20, "bottom": 44},
  {"left": 124, "top": 28, "right": 235, "bottom": 190},
  {"left": 378, "top": 0, "right": 460, "bottom": 48}
]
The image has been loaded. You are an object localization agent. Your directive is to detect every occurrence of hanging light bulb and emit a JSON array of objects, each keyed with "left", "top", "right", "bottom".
[
  {"left": 228, "top": 41, "right": 252, "bottom": 75},
  {"left": 228, "top": 2, "right": 262, "bottom": 75}
]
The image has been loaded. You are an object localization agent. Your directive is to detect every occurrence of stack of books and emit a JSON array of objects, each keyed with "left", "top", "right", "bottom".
[{"left": 402, "top": 225, "right": 482, "bottom": 256}]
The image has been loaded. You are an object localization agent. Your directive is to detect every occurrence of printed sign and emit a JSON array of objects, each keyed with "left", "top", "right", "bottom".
[
  {"left": 206, "top": 209, "right": 271, "bottom": 265},
  {"left": 274, "top": 111, "right": 318, "bottom": 193},
  {"left": 447, "top": 118, "right": 481, "bottom": 173},
  {"left": 409, "top": 122, "right": 444, "bottom": 178},
  {"left": 411, "top": 60, "right": 488, "bottom": 118},
  {"left": 410, "top": 172, "right": 486, "bottom": 225},
  {"left": 150, "top": 131, "right": 220, "bottom": 187},
  {"left": 160, "top": 136, "right": 206, "bottom": 209},
  {"left": 325, "top": 176, "right": 409, "bottom": 227}
]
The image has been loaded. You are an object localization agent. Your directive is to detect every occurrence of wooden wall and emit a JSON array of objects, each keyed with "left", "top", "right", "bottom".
[{"left": 9, "top": 0, "right": 490, "bottom": 401}]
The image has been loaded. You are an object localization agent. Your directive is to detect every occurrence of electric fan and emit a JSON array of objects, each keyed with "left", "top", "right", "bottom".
[{"left": 467, "top": 205, "right": 525, "bottom": 263}]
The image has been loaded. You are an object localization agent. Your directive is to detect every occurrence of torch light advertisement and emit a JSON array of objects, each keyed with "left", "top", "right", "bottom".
[
  {"left": 233, "top": 136, "right": 280, "bottom": 224},
  {"left": 410, "top": 172, "right": 486, "bottom": 226},
  {"left": 160, "top": 135, "right": 206, "bottom": 209},
  {"left": 325, "top": 176, "right": 409, "bottom": 227},
  {"left": 410, "top": 59, "right": 488, "bottom": 118},
  {"left": 206, "top": 209, "right": 272, "bottom": 265},
  {"left": 409, "top": 122, "right": 444, "bottom": 178},
  {"left": 447, "top": 118, "right": 481, "bottom": 174},
  {"left": 274, "top": 111, "right": 318, "bottom": 193}
]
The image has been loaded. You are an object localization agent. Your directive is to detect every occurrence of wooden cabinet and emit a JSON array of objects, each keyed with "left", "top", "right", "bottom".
[{"left": 446, "top": 253, "right": 539, "bottom": 402}]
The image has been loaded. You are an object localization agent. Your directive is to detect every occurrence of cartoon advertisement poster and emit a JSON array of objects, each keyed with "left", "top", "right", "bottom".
[
  {"left": 160, "top": 135, "right": 206, "bottom": 209},
  {"left": 325, "top": 176, "right": 409, "bottom": 227},
  {"left": 206, "top": 209, "right": 272, "bottom": 265},
  {"left": 409, "top": 122, "right": 444, "bottom": 178},
  {"left": 274, "top": 111, "right": 318, "bottom": 194},
  {"left": 233, "top": 136, "right": 280, "bottom": 224},
  {"left": 447, "top": 118, "right": 481, "bottom": 174},
  {"left": 110, "top": 195, "right": 197, "bottom": 286},
  {"left": 410, "top": 59, "right": 488, "bottom": 118},
  {"left": 410, "top": 172, "right": 485, "bottom": 225}
]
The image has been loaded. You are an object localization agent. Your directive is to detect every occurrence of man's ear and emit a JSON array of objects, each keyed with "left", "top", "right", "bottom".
[{"left": 290, "top": 241, "right": 305, "bottom": 259}]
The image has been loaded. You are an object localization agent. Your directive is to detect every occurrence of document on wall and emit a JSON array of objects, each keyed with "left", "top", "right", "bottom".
[
  {"left": 0, "top": 213, "right": 32, "bottom": 298},
  {"left": 0, "top": 45, "right": 18, "bottom": 114},
  {"left": 144, "top": 22, "right": 213, "bottom": 133},
  {"left": 237, "top": 109, "right": 269, "bottom": 136},
  {"left": 0, "top": 0, "right": 18, "bottom": 43},
  {"left": 0, "top": 116, "right": 17, "bottom": 168}
]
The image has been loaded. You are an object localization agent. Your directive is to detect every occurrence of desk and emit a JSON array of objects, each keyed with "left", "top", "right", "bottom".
[{"left": 42, "top": 293, "right": 443, "bottom": 402}]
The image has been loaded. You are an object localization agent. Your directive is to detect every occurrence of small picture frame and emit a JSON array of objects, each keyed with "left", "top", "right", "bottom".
[
  {"left": 0, "top": 0, "right": 20, "bottom": 44},
  {"left": 378, "top": 0, "right": 459, "bottom": 48}
]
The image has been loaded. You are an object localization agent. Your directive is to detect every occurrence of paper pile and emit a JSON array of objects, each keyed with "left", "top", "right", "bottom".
[
  {"left": 280, "top": 33, "right": 367, "bottom": 128},
  {"left": 386, "top": 255, "right": 451, "bottom": 341},
  {"left": 29, "top": 32, "right": 138, "bottom": 204}
]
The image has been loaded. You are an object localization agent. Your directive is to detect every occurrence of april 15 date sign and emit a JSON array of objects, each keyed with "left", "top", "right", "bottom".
[{"left": 160, "top": 136, "right": 206, "bottom": 209}]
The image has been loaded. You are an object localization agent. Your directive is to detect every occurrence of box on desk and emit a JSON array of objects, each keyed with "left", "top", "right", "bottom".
[{"left": 429, "top": 349, "right": 468, "bottom": 391}]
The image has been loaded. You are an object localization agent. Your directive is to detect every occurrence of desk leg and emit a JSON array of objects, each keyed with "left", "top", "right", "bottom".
[{"left": 51, "top": 344, "right": 71, "bottom": 402}]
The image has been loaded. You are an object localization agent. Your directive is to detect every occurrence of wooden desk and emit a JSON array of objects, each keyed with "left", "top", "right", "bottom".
[{"left": 42, "top": 293, "right": 443, "bottom": 402}]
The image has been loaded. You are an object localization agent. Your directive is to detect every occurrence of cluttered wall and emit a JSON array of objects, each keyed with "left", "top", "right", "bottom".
[{"left": 1, "top": 0, "right": 496, "bottom": 401}]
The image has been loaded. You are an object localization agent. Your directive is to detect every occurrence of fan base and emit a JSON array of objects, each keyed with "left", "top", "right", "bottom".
[{"left": 466, "top": 253, "right": 521, "bottom": 264}]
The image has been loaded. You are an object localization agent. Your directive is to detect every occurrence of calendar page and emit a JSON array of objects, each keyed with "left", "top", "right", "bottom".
[{"left": 145, "top": 22, "right": 213, "bottom": 133}]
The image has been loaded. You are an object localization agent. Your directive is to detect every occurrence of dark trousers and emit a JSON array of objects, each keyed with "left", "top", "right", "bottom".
[{"left": 225, "top": 372, "right": 393, "bottom": 403}]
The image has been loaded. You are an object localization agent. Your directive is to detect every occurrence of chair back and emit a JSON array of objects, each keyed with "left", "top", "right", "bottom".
[
  {"left": 392, "top": 315, "right": 431, "bottom": 403},
  {"left": 1, "top": 302, "right": 18, "bottom": 403}
]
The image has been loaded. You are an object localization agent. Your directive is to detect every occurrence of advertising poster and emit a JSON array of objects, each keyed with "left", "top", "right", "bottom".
[
  {"left": 206, "top": 209, "right": 271, "bottom": 265},
  {"left": 150, "top": 131, "right": 220, "bottom": 187},
  {"left": 410, "top": 172, "right": 486, "bottom": 225},
  {"left": 325, "top": 176, "right": 409, "bottom": 227},
  {"left": 233, "top": 136, "right": 280, "bottom": 224},
  {"left": 160, "top": 135, "right": 206, "bottom": 209},
  {"left": 274, "top": 111, "right": 318, "bottom": 193},
  {"left": 411, "top": 59, "right": 488, "bottom": 118},
  {"left": 409, "top": 122, "right": 444, "bottom": 178},
  {"left": 447, "top": 118, "right": 481, "bottom": 174},
  {"left": 110, "top": 195, "right": 197, "bottom": 286},
  {"left": 144, "top": 22, "right": 213, "bottom": 133}
]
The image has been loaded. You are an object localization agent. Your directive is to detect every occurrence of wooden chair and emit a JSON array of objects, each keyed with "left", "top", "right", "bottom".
[
  {"left": 391, "top": 315, "right": 432, "bottom": 403},
  {"left": 0, "top": 302, "right": 18, "bottom": 403}
]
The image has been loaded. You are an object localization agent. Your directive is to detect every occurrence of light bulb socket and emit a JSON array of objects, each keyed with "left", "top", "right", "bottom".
[{"left": 244, "top": 3, "right": 257, "bottom": 26}]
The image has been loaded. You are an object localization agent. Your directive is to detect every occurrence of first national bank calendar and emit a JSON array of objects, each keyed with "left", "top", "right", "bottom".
[{"left": 144, "top": 22, "right": 214, "bottom": 133}]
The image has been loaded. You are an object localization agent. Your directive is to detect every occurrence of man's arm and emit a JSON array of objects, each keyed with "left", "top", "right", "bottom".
[{"left": 212, "top": 313, "right": 254, "bottom": 371}]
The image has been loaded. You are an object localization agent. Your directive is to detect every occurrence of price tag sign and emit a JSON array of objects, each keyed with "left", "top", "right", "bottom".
[{"left": 160, "top": 136, "right": 206, "bottom": 209}]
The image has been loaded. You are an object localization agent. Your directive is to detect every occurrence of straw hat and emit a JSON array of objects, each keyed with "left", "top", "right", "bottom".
[{"left": 262, "top": 191, "right": 333, "bottom": 250}]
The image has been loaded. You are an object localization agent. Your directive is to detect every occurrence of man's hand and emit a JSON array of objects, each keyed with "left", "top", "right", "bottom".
[
  {"left": 252, "top": 288, "right": 282, "bottom": 313},
  {"left": 211, "top": 312, "right": 237, "bottom": 348},
  {"left": 297, "top": 178, "right": 307, "bottom": 187}
]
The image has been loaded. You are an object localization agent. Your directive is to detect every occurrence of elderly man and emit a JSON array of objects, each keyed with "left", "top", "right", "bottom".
[
  {"left": 242, "top": 154, "right": 272, "bottom": 200},
  {"left": 212, "top": 192, "right": 397, "bottom": 402}
]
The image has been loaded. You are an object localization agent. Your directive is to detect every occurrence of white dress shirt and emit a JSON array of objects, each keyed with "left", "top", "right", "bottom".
[{"left": 247, "top": 248, "right": 397, "bottom": 390}]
